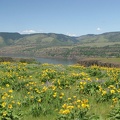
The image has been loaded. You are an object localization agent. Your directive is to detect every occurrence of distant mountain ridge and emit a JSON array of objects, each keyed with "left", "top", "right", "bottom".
[
  {"left": 0, "top": 31, "right": 120, "bottom": 46},
  {"left": 0, "top": 31, "right": 120, "bottom": 59},
  {"left": 0, "top": 32, "right": 23, "bottom": 46},
  {"left": 0, "top": 32, "right": 78, "bottom": 46},
  {"left": 0, "top": 32, "right": 22, "bottom": 40},
  {"left": 77, "top": 32, "right": 120, "bottom": 43}
]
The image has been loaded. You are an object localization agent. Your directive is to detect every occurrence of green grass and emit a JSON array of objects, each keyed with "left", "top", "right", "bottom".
[
  {"left": 88, "top": 96, "right": 112, "bottom": 119},
  {"left": 23, "top": 114, "right": 56, "bottom": 120},
  {"left": 0, "top": 62, "right": 120, "bottom": 120}
]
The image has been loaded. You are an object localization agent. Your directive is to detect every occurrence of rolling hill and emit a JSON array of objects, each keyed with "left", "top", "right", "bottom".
[
  {"left": 0, "top": 32, "right": 78, "bottom": 47},
  {"left": 0, "top": 32, "right": 120, "bottom": 59}
]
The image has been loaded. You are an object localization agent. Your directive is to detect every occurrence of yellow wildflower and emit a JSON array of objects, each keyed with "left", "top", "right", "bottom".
[
  {"left": 62, "top": 104, "right": 67, "bottom": 109},
  {"left": 62, "top": 109, "right": 70, "bottom": 114},
  {"left": 68, "top": 97, "right": 71, "bottom": 100},
  {"left": 53, "top": 92, "right": 57, "bottom": 98},
  {"left": 6, "top": 84, "right": 10, "bottom": 87},
  {"left": 2, "top": 102, "right": 6, "bottom": 108},
  {"left": 67, "top": 105, "right": 74, "bottom": 109},
  {"left": 102, "top": 90, "right": 107, "bottom": 95},
  {"left": 73, "top": 96, "right": 76, "bottom": 99},
  {"left": 11, "top": 101, "right": 15, "bottom": 104},
  {"left": 38, "top": 99, "right": 41, "bottom": 103},
  {"left": 2, "top": 96, "right": 6, "bottom": 100},
  {"left": 8, "top": 89, "right": 13, "bottom": 93},
  {"left": 8, "top": 104, "right": 13, "bottom": 109},
  {"left": 77, "top": 105, "right": 80, "bottom": 108},
  {"left": 2, "top": 111, "right": 7, "bottom": 117},
  {"left": 77, "top": 100, "right": 81, "bottom": 103},
  {"left": 110, "top": 89, "right": 115, "bottom": 94},
  {"left": 59, "top": 96, "right": 63, "bottom": 99},
  {"left": 17, "top": 102, "right": 21, "bottom": 105},
  {"left": 81, "top": 103, "right": 87, "bottom": 108}
]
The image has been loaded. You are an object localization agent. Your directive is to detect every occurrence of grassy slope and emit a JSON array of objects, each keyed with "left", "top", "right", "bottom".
[{"left": 0, "top": 62, "right": 120, "bottom": 120}]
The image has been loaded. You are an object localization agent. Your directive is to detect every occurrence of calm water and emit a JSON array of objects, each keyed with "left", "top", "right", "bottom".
[
  {"left": 36, "top": 57, "right": 77, "bottom": 65},
  {"left": 0, "top": 55, "right": 77, "bottom": 65}
]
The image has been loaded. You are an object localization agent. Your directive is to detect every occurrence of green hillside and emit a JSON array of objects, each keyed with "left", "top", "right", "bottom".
[
  {"left": 15, "top": 33, "right": 78, "bottom": 47},
  {"left": 77, "top": 32, "right": 120, "bottom": 43},
  {"left": 0, "top": 31, "right": 120, "bottom": 47},
  {"left": 0, "top": 32, "right": 120, "bottom": 59},
  {"left": 0, "top": 32, "right": 23, "bottom": 46}
]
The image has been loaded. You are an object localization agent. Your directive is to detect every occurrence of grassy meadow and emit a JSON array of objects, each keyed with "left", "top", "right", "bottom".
[{"left": 0, "top": 62, "right": 120, "bottom": 120}]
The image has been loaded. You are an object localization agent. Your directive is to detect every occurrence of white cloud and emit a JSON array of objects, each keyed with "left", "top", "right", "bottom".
[
  {"left": 66, "top": 32, "right": 77, "bottom": 36},
  {"left": 21, "top": 29, "right": 37, "bottom": 34},
  {"left": 97, "top": 27, "right": 101, "bottom": 31}
]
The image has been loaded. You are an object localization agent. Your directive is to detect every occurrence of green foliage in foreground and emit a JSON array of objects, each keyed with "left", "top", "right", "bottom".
[{"left": 0, "top": 62, "right": 120, "bottom": 120}]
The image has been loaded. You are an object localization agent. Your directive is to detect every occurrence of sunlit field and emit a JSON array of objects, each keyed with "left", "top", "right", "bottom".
[{"left": 0, "top": 62, "right": 120, "bottom": 120}]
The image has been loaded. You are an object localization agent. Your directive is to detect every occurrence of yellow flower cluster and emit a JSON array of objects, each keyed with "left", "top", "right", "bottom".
[{"left": 59, "top": 97, "right": 89, "bottom": 115}]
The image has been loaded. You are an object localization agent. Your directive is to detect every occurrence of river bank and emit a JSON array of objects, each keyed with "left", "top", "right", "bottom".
[{"left": 0, "top": 55, "right": 120, "bottom": 67}]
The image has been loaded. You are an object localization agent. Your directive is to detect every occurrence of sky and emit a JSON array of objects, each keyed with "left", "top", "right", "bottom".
[{"left": 0, "top": 0, "right": 120, "bottom": 36}]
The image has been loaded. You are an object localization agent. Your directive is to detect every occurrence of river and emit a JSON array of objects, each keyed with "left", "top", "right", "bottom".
[{"left": 0, "top": 55, "right": 77, "bottom": 65}]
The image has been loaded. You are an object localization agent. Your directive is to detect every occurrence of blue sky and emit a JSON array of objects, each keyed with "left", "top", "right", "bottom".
[{"left": 0, "top": 0, "right": 120, "bottom": 36}]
